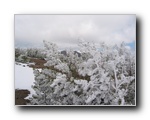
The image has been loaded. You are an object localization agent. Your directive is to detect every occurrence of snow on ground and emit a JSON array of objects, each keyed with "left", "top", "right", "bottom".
[{"left": 15, "top": 62, "right": 35, "bottom": 98}]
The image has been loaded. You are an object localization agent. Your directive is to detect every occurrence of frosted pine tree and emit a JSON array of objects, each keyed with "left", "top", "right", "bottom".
[
  {"left": 30, "top": 41, "right": 84, "bottom": 105},
  {"left": 29, "top": 40, "right": 135, "bottom": 105}
]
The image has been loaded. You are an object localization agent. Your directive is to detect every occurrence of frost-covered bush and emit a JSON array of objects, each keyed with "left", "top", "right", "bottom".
[
  {"left": 29, "top": 40, "right": 135, "bottom": 105},
  {"left": 15, "top": 48, "right": 46, "bottom": 60},
  {"left": 26, "top": 48, "right": 46, "bottom": 59}
]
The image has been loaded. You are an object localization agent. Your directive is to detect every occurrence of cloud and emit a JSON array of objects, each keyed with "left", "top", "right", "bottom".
[
  {"left": 125, "top": 46, "right": 131, "bottom": 50},
  {"left": 15, "top": 15, "right": 136, "bottom": 49}
]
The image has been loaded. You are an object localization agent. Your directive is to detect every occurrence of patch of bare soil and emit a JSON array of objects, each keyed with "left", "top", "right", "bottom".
[
  {"left": 28, "top": 58, "right": 46, "bottom": 68},
  {"left": 15, "top": 89, "right": 30, "bottom": 105}
]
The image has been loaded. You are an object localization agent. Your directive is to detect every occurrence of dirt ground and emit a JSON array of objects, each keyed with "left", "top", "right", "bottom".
[
  {"left": 15, "top": 89, "right": 30, "bottom": 105},
  {"left": 28, "top": 58, "right": 46, "bottom": 68}
]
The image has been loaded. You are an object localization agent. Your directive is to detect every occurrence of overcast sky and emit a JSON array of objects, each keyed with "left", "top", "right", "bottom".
[{"left": 15, "top": 15, "right": 136, "bottom": 50}]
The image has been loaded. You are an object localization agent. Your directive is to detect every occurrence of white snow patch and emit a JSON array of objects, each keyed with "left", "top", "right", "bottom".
[{"left": 15, "top": 62, "right": 35, "bottom": 98}]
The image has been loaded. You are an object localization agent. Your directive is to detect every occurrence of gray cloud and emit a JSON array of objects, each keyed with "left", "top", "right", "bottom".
[{"left": 15, "top": 15, "right": 136, "bottom": 49}]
